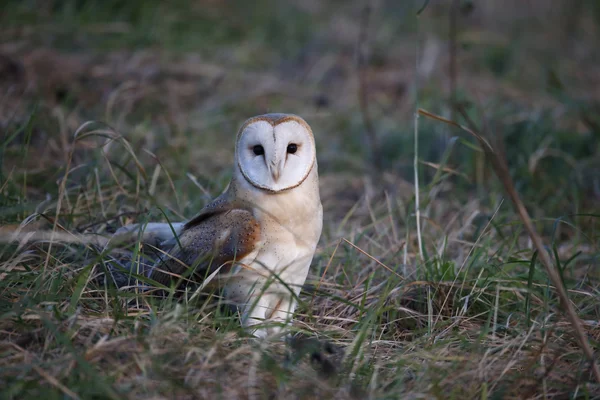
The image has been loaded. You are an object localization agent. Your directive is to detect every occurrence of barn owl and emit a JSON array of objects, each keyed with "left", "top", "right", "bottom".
[{"left": 118, "top": 114, "right": 322, "bottom": 338}]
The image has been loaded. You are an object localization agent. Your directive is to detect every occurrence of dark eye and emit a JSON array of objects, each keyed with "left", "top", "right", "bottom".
[
  {"left": 253, "top": 145, "right": 264, "bottom": 156},
  {"left": 287, "top": 143, "right": 298, "bottom": 154}
]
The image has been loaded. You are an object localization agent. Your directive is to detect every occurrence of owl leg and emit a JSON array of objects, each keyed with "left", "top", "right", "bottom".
[
  {"left": 242, "top": 294, "right": 273, "bottom": 339},
  {"left": 242, "top": 293, "right": 296, "bottom": 339},
  {"left": 265, "top": 295, "right": 296, "bottom": 337}
]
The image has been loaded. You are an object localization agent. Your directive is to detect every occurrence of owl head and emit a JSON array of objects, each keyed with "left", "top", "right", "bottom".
[{"left": 235, "top": 114, "right": 317, "bottom": 193}]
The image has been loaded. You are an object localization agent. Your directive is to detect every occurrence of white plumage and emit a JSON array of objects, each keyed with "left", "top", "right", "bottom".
[{"left": 119, "top": 114, "right": 323, "bottom": 338}]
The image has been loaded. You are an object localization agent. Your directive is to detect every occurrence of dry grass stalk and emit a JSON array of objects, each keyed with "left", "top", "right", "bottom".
[{"left": 418, "top": 107, "right": 600, "bottom": 382}]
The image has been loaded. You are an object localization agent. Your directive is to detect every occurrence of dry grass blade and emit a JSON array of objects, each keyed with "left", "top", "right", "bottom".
[
  {"left": 32, "top": 365, "right": 81, "bottom": 400},
  {"left": 417, "top": 108, "right": 494, "bottom": 153},
  {"left": 418, "top": 107, "right": 600, "bottom": 382},
  {"left": 342, "top": 238, "right": 404, "bottom": 279},
  {"left": 311, "top": 238, "right": 343, "bottom": 309}
]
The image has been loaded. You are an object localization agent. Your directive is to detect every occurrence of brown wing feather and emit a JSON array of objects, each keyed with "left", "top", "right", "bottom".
[{"left": 149, "top": 207, "right": 260, "bottom": 287}]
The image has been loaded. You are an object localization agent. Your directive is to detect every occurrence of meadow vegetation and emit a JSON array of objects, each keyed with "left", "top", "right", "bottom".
[{"left": 1, "top": 0, "right": 600, "bottom": 398}]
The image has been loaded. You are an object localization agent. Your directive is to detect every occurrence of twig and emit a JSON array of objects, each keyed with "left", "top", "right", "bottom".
[
  {"left": 418, "top": 107, "right": 600, "bottom": 383},
  {"left": 357, "top": 2, "right": 381, "bottom": 170},
  {"left": 414, "top": 19, "right": 424, "bottom": 262},
  {"left": 416, "top": 0, "right": 430, "bottom": 16},
  {"left": 414, "top": 109, "right": 424, "bottom": 261},
  {"left": 448, "top": 0, "right": 459, "bottom": 119}
]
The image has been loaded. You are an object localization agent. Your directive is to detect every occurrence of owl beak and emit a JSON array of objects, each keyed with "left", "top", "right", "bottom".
[
  {"left": 269, "top": 159, "right": 283, "bottom": 182},
  {"left": 271, "top": 170, "right": 280, "bottom": 182},
  {"left": 270, "top": 160, "right": 280, "bottom": 182}
]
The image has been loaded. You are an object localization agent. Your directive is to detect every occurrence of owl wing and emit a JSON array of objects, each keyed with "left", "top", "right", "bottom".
[{"left": 148, "top": 199, "right": 261, "bottom": 287}]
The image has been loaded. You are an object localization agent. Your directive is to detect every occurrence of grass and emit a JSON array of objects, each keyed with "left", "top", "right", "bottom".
[{"left": 1, "top": 0, "right": 600, "bottom": 398}]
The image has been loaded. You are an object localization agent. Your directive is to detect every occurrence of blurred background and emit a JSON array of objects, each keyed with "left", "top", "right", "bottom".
[
  {"left": 1, "top": 0, "right": 600, "bottom": 227},
  {"left": 2, "top": 2, "right": 600, "bottom": 397}
]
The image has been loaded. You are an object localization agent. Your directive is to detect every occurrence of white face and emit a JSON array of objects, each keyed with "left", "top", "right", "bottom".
[{"left": 236, "top": 119, "right": 316, "bottom": 192}]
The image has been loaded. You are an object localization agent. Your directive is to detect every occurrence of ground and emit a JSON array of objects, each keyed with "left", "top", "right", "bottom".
[{"left": 1, "top": 0, "right": 600, "bottom": 398}]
